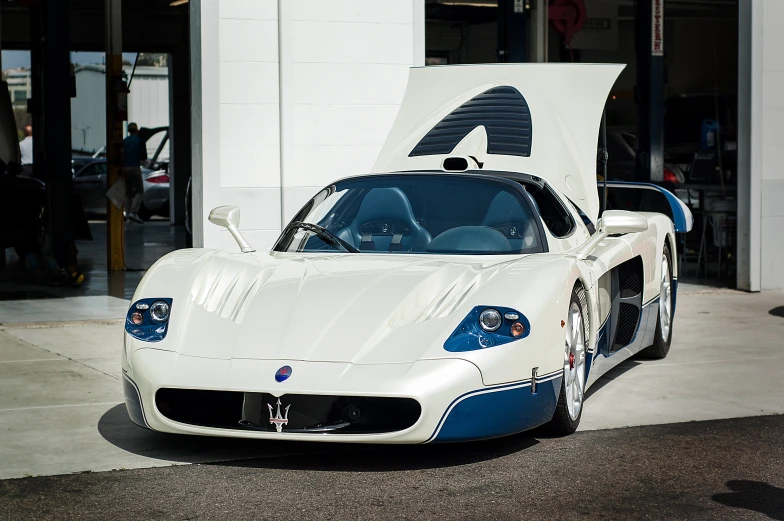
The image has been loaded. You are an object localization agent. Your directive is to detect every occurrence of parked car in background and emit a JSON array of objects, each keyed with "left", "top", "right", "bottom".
[
  {"left": 71, "top": 155, "right": 96, "bottom": 176},
  {"left": 72, "top": 159, "right": 170, "bottom": 219}
]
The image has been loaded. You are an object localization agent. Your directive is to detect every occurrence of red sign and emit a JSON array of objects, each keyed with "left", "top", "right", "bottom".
[{"left": 652, "top": 0, "right": 663, "bottom": 56}]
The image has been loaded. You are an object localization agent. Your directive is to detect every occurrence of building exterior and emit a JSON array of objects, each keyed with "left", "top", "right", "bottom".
[
  {"left": 190, "top": 0, "right": 425, "bottom": 253},
  {"left": 4, "top": 68, "right": 31, "bottom": 112},
  {"left": 69, "top": 64, "right": 170, "bottom": 158},
  {"left": 189, "top": 0, "right": 779, "bottom": 291}
]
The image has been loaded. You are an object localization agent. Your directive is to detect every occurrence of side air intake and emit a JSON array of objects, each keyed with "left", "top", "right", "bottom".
[{"left": 409, "top": 86, "right": 532, "bottom": 158}]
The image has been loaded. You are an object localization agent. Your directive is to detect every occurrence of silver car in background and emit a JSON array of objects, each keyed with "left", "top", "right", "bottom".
[{"left": 72, "top": 159, "right": 170, "bottom": 219}]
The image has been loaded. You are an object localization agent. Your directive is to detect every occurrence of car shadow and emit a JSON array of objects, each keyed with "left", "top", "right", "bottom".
[
  {"left": 712, "top": 480, "right": 784, "bottom": 520},
  {"left": 584, "top": 360, "right": 642, "bottom": 400},
  {"left": 98, "top": 404, "right": 540, "bottom": 471},
  {"left": 770, "top": 306, "right": 784, "bottom": 318}
]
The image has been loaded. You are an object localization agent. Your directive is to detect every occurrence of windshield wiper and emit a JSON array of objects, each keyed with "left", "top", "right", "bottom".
[{"left": 285, "top": 221, "right": 360, "bottom": 253}]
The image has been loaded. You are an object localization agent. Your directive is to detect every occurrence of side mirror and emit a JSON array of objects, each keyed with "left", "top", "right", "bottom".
[
  {"left": 208, "top": 205, "right": 255, "bottom": 253},
  {"left": 600, "top": 210, "right": 649, "bottom": 235}
]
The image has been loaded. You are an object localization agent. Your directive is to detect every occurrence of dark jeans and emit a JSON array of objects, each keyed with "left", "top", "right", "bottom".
[{"left": 123, "top": 166, "right": 143, "bottom": 214}]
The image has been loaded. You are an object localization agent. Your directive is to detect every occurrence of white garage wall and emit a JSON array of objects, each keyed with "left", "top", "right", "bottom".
[
  {"left": 741, "top": 0, "right": 784, "bottom": 291},
  {"left": 758, "top": 1, "right": 784, "bottom": 290},
  {"left": 193, "top": 0, "right": 425, "bottom": 252}
]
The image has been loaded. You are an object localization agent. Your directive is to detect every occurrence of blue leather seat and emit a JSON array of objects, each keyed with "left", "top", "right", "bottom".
[
  {"left": 336, "top": 188, "right": 431, "bottom": 252},
  {"left": 481, "top": 191, "right": 538, "bottom": 251}
]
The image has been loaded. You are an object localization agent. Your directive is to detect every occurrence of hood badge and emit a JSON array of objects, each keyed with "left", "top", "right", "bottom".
[
  {"left": 275, "top": 365, "right": 292, "bottom": 382},
  {"left": 268, "top": 398, "right": 290, "bottom": 432}
]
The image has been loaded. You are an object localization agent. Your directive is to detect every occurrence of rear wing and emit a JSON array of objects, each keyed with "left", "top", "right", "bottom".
[{"left": 599, "top": 182, "right": 694, "bottom": 233}]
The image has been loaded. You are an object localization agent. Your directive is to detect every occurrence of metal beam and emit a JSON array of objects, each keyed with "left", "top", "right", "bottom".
[
  {"left": 634, "top": 0, "right": 665, "bottom": 182},
  {"left": 33, "top": 1, "right": 74, "bottom": 271},
  {"left": 497, "top": 0, "right": 528, "bottom": 63},
  {"left": 105, "top": 0, "right": 124, "bottom": 271},
  {"left": 169, "top": 41, "right": 191, "bottom": 226}
]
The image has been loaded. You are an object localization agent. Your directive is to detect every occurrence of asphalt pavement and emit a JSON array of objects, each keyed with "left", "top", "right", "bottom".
[{"left": 2, "top": 414, "right": 783, "bottom": 521}]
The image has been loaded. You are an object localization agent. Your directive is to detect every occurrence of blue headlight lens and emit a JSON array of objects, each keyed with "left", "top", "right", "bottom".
[
  {"left": 444, "top": 306, "right": 530, "bottom": 352},
  {"left": 126, "top": 298, "right": 173, "bottom": 342}
]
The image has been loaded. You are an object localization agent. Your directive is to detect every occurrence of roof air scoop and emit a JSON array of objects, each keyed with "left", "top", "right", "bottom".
[{"left": 442, "top": 156, "right": 481, "bottom": 172}]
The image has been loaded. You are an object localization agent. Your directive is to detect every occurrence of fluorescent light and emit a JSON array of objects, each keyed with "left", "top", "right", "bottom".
[{"left": 170, "top": 0, "right": 189, "bottom": 6}]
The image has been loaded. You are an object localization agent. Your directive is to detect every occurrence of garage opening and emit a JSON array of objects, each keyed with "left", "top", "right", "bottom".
[
  {"left": 426, "top": 0, "right": 739, "bottom": 287},
  {"left": 0, "top": 1, "right": 191, "bottom": 301}
]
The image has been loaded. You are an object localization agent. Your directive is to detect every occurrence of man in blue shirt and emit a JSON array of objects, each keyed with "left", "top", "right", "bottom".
[{"left": 123, "top": 122, "right": 147, "bottom": 223}]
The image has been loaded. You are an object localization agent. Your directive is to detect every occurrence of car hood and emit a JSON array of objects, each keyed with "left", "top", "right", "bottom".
[
  {"left": 142, "top": 250, "right": 557, "bottom": 364},
  {"left": 372, "top": 64, "right": 624, "bottom": 223}
]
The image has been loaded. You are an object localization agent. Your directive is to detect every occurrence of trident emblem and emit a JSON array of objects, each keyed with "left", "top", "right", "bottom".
[{"left": 267, "top": 398, "right": 290, "bottom": 432}]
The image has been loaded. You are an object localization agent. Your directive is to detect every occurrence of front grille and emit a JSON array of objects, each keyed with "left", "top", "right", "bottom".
[{"left": 155, "top": 388, "right": 421, "bottom": 435}]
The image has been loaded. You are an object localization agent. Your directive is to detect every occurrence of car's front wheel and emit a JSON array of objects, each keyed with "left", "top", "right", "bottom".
[{"left": 547, "top": 283, "right": 588, "bottom": 435}]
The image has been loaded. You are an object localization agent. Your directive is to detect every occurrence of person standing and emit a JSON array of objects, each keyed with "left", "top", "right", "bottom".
[
  {"left": 19, "top": 125, "right": 33, "bottom": 175},
  {"left": 123, "top": 122, "right": 147, "bottom": 224}
]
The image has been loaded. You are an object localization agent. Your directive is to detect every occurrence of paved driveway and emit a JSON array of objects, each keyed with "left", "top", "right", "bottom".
[{"left": 1, "top": 287, "right": 783, "bottom": 480}]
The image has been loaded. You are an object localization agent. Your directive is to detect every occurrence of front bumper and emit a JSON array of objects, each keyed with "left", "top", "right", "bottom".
[
  {"left": 125, "top": 348, "right": 561, "bottom": 443},
  {"left": 126, "top": 348, "right": 484, "bottom": 443}
]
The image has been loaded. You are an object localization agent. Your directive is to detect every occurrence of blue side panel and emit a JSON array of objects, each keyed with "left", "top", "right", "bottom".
[
  {"left": 431, "top": 377, "right": 560, "bottom": 442},
  {"left": 123, "top": 374, "right": 150, "bottom": 429}
]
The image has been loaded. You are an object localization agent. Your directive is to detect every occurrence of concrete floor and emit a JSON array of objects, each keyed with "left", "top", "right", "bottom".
[{"left": 0, "top": 284, "right": 782, "bottom": 480}]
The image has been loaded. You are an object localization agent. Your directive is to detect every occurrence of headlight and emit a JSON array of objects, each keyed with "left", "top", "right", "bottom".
[
  {"left": 149, "top": 300, "right": 171, "bottom": 322},
  {"left": 126, "top": 298, "right": 173, "bottom": 342},
  {"left": 444, "top": 305, "right": 530, "bottom": 352},
  {"left": 478, "top": 308, "right": 502, "bottom": 332}
]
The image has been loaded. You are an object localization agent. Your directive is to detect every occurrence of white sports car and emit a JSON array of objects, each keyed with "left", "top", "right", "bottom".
[{"left": 122, "top": 64, "right": 692, "bottom": 442}]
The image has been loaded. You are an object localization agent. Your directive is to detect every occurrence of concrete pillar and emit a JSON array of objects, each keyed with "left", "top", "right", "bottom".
[{"left": 736, "top": 0, "right": 762, "bottom": 292}]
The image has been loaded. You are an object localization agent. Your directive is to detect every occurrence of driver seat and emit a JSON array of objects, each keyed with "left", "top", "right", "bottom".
[{"left": 336, "top": 188, "right": 431, "bottom": 252}]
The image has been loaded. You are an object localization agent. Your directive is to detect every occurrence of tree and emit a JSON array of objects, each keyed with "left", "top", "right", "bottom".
[{"left": 134, "top": 53, "right": 167, "bottom": 67}]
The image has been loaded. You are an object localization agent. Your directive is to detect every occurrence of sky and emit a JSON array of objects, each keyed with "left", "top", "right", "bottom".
[{"left": 2, "top": 50, "right": 138, "bottom": 70}]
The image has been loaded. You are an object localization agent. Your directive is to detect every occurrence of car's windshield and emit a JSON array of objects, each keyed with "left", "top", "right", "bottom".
[{"left": 274, "top": 174, "right": 546, "bottom": 255}]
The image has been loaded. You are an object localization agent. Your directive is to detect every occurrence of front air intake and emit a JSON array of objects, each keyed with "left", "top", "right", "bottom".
[{"left": 156, "top": 388, "right": 421, "bottom": 435}]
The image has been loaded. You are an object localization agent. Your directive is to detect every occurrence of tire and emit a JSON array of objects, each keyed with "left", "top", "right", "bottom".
[
  {"left": 547, "top": 283, "right": 589, "bottom": 435},
  {"left": 640, "top": 243, "right": 674, "bottom": 359}
]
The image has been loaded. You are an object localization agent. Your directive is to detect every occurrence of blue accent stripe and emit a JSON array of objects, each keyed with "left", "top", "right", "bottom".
[{"left": 427, "top": 370, "right": 561, "bottom": 443}]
